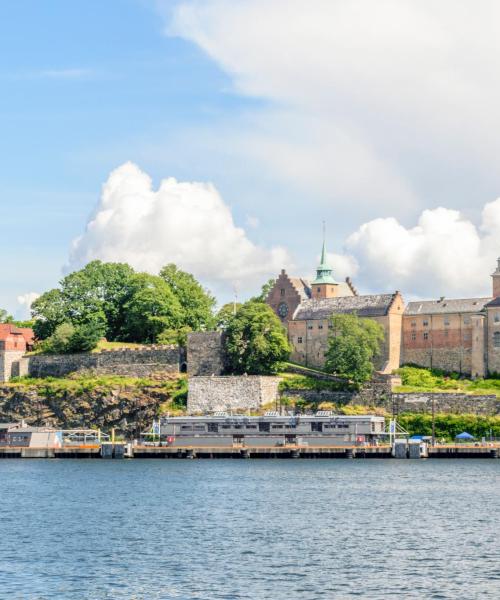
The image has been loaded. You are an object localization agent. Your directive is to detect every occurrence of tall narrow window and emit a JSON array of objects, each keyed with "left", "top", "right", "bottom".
[{"left": 494, "top": 332, "right": 500, "bottom": 348}]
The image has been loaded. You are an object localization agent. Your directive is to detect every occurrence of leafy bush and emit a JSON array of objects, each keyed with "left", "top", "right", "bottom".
[
  {"left": 397, "top": 413, "right": 500, "bottom": 441},
  {"left": 40, "top": 320, "right": 103, "bottom": 354}
]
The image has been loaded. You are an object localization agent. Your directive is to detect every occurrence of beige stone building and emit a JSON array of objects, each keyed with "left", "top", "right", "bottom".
[
  {"left": 266, "top": 240, "right": 500, "bottom": 378},
  {"left": 402, "top": 259, "right": 500, "bottom": 377},
  {"left": 266, "top": 241, "right": 404, "bottom": 373}
]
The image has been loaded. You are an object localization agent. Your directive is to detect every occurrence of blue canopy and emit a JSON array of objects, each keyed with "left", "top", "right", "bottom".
[
  {"left": 455, "top": 432, "right": 475, "bottom": 440},
  {"left": 409, "top": 435, "right": 424, "bottom": 440}
]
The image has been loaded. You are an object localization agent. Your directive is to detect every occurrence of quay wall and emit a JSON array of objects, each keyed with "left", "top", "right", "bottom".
[{"left": 188, "top": 376, "right": 280, "bottom": 413}]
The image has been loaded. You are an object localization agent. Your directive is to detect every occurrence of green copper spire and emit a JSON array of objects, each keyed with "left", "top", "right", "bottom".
[{"left": 312, "top": 223, "right": 338, "bottom": 285}]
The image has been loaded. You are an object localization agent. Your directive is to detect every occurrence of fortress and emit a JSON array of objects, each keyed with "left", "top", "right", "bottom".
[
  {"left": 2, "top": 241, "right": 500, "bottom": 383},
  {"left": 266, "top": 239, "right": 500, "bottom": 378}
]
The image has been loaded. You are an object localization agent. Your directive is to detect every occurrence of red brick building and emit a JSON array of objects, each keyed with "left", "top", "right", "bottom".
[{"left": 0, "top": 324, "right": 34, "bottom": 352}]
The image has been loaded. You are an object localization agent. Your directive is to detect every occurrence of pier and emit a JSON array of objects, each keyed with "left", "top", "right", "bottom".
[{"left": 0, "top": 443, "right": 499, "bottom": 459}]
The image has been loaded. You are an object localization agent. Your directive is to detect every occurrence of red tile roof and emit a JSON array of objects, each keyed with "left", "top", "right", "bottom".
[{"left": 0, "top": 324, "right": 34, "bottom": 348}]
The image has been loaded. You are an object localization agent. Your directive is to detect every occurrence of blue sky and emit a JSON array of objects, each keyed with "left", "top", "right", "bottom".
[{"left": 4, "top": 1, "right": 500, "bottom": 316}]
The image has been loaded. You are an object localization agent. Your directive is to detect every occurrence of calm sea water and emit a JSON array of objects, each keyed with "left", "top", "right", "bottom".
[{"left": 0, "top": 459, "right": 498, "bottom": 599}]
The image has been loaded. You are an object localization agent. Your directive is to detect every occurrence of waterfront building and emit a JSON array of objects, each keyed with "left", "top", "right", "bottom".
[{"left": 157, "top": 412, "right": 386, "bottom": 447}]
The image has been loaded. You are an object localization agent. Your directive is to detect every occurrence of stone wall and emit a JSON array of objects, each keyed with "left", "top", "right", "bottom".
[
  {"left": 186, "top": 332, "right": 227, "bottom": 376},
  {"left": 19, "top": 346, "right": 181, "bottom": 379},
  {"left": 0, "top": 350, "right": 26, "bottom": 383},
  {"left": 390, "top": 393, "right": 500, "bottom": 416},
  {"left": 187, "top": 376, "right": 280, "bottom": 413},
  {"left": 281, "top": 379, "right": 393, "bottom": 407},
  {"left": 280, "top": 384, "right": 500, "bottom": 417}
]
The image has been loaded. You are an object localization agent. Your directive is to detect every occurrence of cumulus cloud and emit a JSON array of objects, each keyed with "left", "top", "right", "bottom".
[
  {"left": 17, "top": 292, "right": 40, "bottom": 308},
  {"left": 68, "top": 162, "right": 290, "bottom": 297},
  {"left": 165, "top": 1, "right": 500, "bottom": 222},
  {"left": 335, "top": 200, "right": 500, "bottom": 299}
]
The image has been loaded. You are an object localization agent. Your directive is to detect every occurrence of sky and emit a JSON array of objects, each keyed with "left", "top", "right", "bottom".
[{"left": 3, "top": 0, "right": 500, "bottom": 317}]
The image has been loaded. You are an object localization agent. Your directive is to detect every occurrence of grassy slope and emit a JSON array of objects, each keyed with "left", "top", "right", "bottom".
[{"left": 395, "top": 366, "right": 500, "bottom": 397}]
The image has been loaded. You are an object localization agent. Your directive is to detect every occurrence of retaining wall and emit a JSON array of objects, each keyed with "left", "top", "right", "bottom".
[
  {"left": 20, "top": 346, "right": 181, "bottom": 379},
  {"left": 188, "top": 376, "right": 280, "bottom": 413}
]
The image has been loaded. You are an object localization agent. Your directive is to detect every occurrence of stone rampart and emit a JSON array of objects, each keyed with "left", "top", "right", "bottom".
[
  {"left": 188, "top": 376, "right": 280, "bottom": 413},
  {"left": 186, "top": 332, "right": 227, "bottom": 376},
  {"left": 281, "top": 379, "right": 392, "bottom": 406},
  {"left": 22, "top": 346, "right": 181, "bottom": 379},
  {"left": 390, "top": 393, "right": 500, "bottom": 416},
  {"left": 280, "top": 385, "right": 500, "bottom": 416}
]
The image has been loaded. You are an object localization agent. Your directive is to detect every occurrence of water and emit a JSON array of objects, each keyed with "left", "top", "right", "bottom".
[{"left": 0, "top": 460, "right": 499, "bottom": 599}]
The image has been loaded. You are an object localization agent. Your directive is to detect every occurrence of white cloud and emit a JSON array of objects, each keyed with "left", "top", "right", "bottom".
[
  {"left": 165, "top": 1, "right": 500, "bottom": 220},
  {"left": 17, "top": 292, "right": 40, "bottom": 308},
  {"left": 335, "top": 200, "right": 500, "bottom": 299},
  {"left": 68, "top": 162, "right": 290, "bottom": 297}
]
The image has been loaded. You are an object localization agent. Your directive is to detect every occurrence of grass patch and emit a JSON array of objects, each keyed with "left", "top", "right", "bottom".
[
  {"left": 278, "top": 372, "right": 354, "bottom": 392},
  {"left": 6, "top": 373, "right": 183, "bottom": 396},
  {"left": 91, "top": 340, "right": 146, "bottom": 353},
  {"left": 395, "top": 366, "right": 500, "bottom": 397}
]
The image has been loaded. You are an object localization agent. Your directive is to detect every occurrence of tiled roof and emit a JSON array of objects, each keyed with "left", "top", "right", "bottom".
[
  {"left": 0, "top": 324, "right": 34, "bottom": 345},
  {"left": 294, "top": 293, "right": 397, "bottom": 320},
  {"left": 404, "top": 297, "right": 492, "bottom": 315}
]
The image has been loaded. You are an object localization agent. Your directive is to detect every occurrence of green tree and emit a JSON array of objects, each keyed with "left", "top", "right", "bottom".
[
  {"left": 122, "top": 273, "right": 183, "bottom": 343},
  {"left": 215, "top": 302, "right": 242, "bottom": 330},
  {"left": 41, "top": 322, "right": 76, "bottom": 354},
  {"left": 157, "top": 325, "right": 193, "bottom": 347},
  {"left": 324, "top": 313, "right": 385, "bottom": 385},
  {"left": 67, "top": 318, "right": 106, "bottom": 353},
  {"left": 0, "top": 308, "right": 13, "bottom": 323},
  {"left": 60, "top": 261, "right": 135, "bottom": 340},
  {"left": 31, "top": 289, "right": 67, "bottom": 340},
  {"left": 224, "top": 301, "right": 290, "bottom": 375},
  {"left": 159, "top": 264, "right": 216, "bottom": 330},
  {"left": 250, "top": 278, "right": 276, "bottom": 303}
]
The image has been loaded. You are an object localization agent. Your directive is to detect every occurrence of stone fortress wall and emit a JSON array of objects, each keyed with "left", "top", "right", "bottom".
[
  {"left": 14, "top": 346, "right": 182, "bottom": 380},
  {"left": 186, "top": 331, "right": 226, "bottom": 376},
  {"left": 188, "top": 376, "right": 280, "bottom": 413}
]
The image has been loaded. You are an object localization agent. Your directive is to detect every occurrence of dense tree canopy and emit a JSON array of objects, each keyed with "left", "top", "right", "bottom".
[
  {"left": 61, "top": 261, "right": 135, "bottom": 340},
  {"left": 121, "top": 273, "right": 184, "bottom": 344},
  {"left": 159, "top": 264, "right": 216, "bottom": 330},
  {"left": 215, "top": 302, "right": 242, "bottom": 330},
  {"left": 31, "top": 261, "right": 217, "bottom": 351},
  {"left": 324, "top": 313, "right": 385, "bottom": 384},
  {"left": 224, "top": 301, "right": 290, "bottom": 375}
]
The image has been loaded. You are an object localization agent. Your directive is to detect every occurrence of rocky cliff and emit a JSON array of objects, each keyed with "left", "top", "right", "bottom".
[{"left": 0, "top": 374, "right": 186, "bottom": 437}]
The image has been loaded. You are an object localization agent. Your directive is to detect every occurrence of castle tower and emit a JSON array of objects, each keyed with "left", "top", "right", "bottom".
[
  {"left": 311, "top": 229, "right": 339, "bottom": 300},
  {"left": 492, "top": 258, "right": 500, "bottom": 298}
]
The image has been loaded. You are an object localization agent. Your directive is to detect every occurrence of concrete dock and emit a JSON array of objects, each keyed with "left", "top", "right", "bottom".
[{"left": 0, "top": 443, "right": 498, "bottom": 459}]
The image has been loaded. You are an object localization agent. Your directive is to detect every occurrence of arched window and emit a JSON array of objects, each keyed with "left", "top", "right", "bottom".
[{"left": 494, "top": 332, "right": 500, "bottom": 348}]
